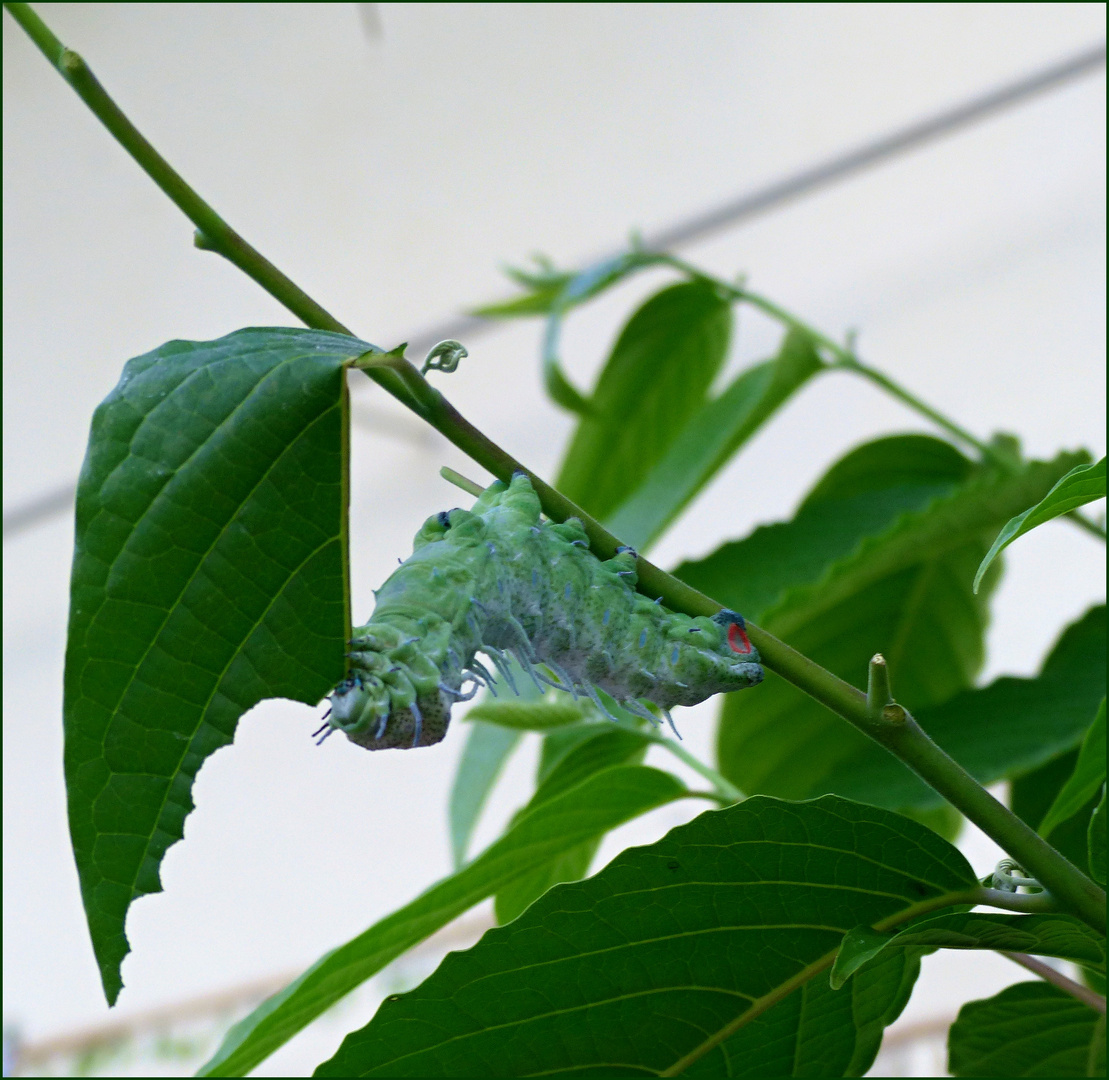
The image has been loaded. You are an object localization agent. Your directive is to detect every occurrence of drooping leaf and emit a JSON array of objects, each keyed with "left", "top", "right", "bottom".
[
  {"left": 448, "top": 721, "right": 522, "bottom": 869},
  {"left": 1040, "top": 700, "right": 1108, "bottom": 840},
  {"left": 693, "top": 441, "right": 1086, "bottom": 802},
  {"left": 832, "top": 912, "right": 1106, "bottom": 989},
  {"left": 822, "top": 606, "right": 1106, "bottom": 810},
  {"left": 1091, "top": 785, "right": 1107, "bottom": 886},
  {"left": 948, "top": 982, "right": 1104, "bottom": 1077},
  {"left": 493, "top": 726, "right": 650, "bottom": 924},
  {"left": 974, "top": 456, "right": 1105, "bottom": 592},
  {"left": 197, "top": 764, "right": 689, "bottom": 1076},
  {"left": 315, "top": 796, "right": 978, "bottom": 1078},
  {"left": 605, "top": 327, "right": 825, "bottom": 551},
  {"left": 63, "top": 327, "right": 376, "bottom": 1004},
  {"left": 555, "top": 280, "right": 732, "bottom": 521}
]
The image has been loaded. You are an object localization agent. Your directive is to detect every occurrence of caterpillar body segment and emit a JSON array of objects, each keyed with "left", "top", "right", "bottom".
[{"left": 327, "top": 473, "right": 762, "bottom": 749}]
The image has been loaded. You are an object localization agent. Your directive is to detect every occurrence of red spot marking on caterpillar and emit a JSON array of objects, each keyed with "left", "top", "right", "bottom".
[{"left": 727, "top": 622, "right": 752, "bottom": 654}]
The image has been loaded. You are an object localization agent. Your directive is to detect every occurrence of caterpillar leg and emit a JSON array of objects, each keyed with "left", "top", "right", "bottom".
[
  {"left": 621, "top": 698, "right": 662, "bottom": 727},
  {"left": 481, "top": 646, "right": 519, "bottom": 694},
  {"left": 440, "top": 680, "right": 480, "bottom": 701},
  {"left": 510, "top": 650, "right": 547, "bottom": 694},
  {"left": 660, "top": 707, "right": 682, "bottom": 740},
  {"left": 542, "top": 660, "right": 579, "bottom": 699},
  {"left": 581, "top": 680, "right": 622, "bottom": 724},
  {"left": 534, "top": 667, "right": 574, "bottom": 695}
]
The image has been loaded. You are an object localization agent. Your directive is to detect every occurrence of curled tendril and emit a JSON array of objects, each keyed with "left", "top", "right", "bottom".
[
  {"left": 992, "top": 858, "right": 1043, "bottom": 892},
  {"left": 421, "top": 339, "right": 468, "bottom": 376}
]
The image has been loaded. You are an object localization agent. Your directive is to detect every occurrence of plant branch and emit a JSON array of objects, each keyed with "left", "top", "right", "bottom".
[
  {"left": 1, "top": 1, "right": 416, "bottom": 406},
  {"left": 13, "top": 1, "right": 1104, "bottom": 935},
  {"left": 663, "top": 256, "right": 1107, "bottom": 542},
  {"left": 660, "top": 254, "right": 1002, "bottom": 464},
  {"left": 1001, "top": 952, "right": 1107, "bottom": 1014}
]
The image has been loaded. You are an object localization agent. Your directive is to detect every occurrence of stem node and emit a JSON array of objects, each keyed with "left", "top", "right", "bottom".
[
  {"left": 866, "top": 653, "right": 892, "bottom": 714},
  {"left": 880, "top": 703, "right": 907, "bottom": 725}
]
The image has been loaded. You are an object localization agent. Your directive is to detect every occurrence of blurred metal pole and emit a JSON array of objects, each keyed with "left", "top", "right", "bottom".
[
  {"left": 401, "top": 42, "right": 1107, "bottom": 358},
  {"left": 4, "top": 42, "right": 1105, "bottom": 541}
]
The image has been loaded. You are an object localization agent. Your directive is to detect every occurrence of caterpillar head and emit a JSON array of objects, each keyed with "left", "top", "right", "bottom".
[
  {"left": 327, "top": 624, "right": 454, "bottom": 749},
  {"left": 710, "top": 609, "right": 756, "bottom": 658}
]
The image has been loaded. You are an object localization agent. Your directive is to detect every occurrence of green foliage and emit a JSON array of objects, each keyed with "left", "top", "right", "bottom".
[
  {"left": 947, "top": 982, "right": 1105, "bottom": 1077},
  {"left": 1091, "top": 786, "right": 1107, "bottom": 886},
  {"left": 975, "top": 456, "right": 1106, "bottom": 592},
  {"left": 833, "top": 913, "right": 1105, "bottom": 989},
  {"left": 606, "top": 326, "right": 824, "bottom": 550},
  {"left": 198, "top": 763, "right": 690, "bottom": 1076},
  {"left": 50, "top": 272, "right": 1103, "bottom": 1079},
  {"left": 463, "top": 698, "right": 589, "bottom": 731},
  {"left": 685, "top": 437, "right": 1088, "bottom": 801},
  {"left": 1039, "top": 699, "right": 1107, "bottom": 840},
  {"left": 10, "top": 12, "right": 1104, "bottom": 1074},
  {"left": 447, "top": 721, "right": 521, "bottom": 869},
  {"left": 62, "top": 327, "right": 375, "bottom": 1004},
  {"left": 493, "top": 725, "right": 650, "bottom": 924},
  {"left": 555, "top": 280, "right": 732, "bottom": 521},
  {"left": 315, "top": 797, "right": 978, "bottom": 1078},
  {"left": 1012, "top": 744, "right": 1108, "bottom": 877},
  {"left": 823, "top": 606, "right": 1106, "bottom": 810}
]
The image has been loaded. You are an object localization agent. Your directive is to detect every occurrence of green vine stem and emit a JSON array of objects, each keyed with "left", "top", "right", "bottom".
[
  {"left": 658, "top": 254, "right": 1106, "bottom": 540},
  {"left": 0, "top": 2, "right": 418, "bottom": 411},
  {"left": 9, "top": 2, "right": 1104, "bottom": 935}
]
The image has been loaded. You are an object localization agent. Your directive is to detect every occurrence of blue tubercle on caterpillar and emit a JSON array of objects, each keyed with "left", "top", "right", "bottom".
[{"left": 325, "top": 473, "right": 762, "bottom": 749}]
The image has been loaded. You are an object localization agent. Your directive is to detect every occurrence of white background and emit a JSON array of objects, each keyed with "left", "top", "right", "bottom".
[{"left": 4, "top": 4, "right": 1105, "bottom": 1076}]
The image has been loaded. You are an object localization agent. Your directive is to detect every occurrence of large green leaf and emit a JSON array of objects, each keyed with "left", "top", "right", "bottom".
[
  {"left": 692, "top": 445, "right": 1088, "bottom": 801},
  {"left": 975, "top": 456, "right": 1106, "bottom": 592},
  {"left": 198, "top": 764, "right": 690, "bottom": 1076},
  {"left": 832, "top": 912, "right": 1106, "bottom": 988},
  {"left": 605, "top": 327, "right": 824, "bottom": 551},
  {"left": 822, "top": 606, "right": 1106, "bottom": 810},
  {"left": 555, "top": 280, "right": 732, "bottom": 521},
  {"left": 948, "top": 982, "right": 1105, "bottom": 1077},
  {"left": 1040, "top": 699, "right": 1108, "bottom": 840},
  {"left": 493, "top": 725, "right": 651, "bottom": 924},
  {"left": 64, "top": 327, "right": 375, "bottom": 1004},
  {"left": 676, "top": 434, "right": 974, "bottom": 641},
  {"left": 315, "top": 796, "right": 978, "bottom": 1078}
]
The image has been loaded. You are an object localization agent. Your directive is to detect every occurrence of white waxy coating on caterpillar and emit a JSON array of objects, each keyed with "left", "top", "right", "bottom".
[{"left": 326, "top": 473, "right": 762, "bottom": 749}]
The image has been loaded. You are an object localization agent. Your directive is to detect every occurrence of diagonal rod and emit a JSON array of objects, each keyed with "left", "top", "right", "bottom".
[{"left": 4, "top": 32, "right": 1104, "bottom": 538}]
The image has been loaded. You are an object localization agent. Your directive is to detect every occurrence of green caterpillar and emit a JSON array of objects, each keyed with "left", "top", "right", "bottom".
[{"left": 323, "top": 473, "right": 762, "bottom": 749}]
